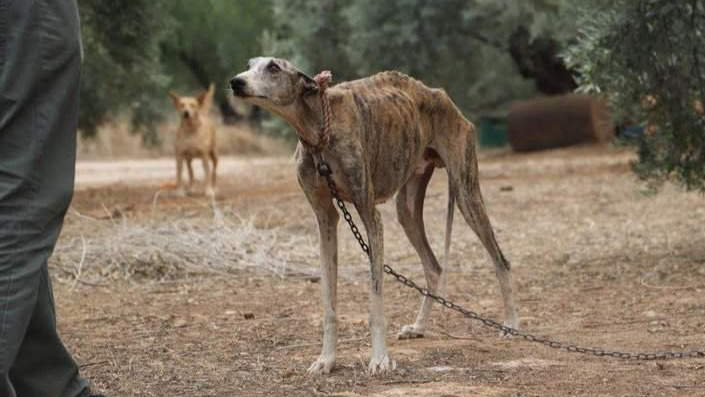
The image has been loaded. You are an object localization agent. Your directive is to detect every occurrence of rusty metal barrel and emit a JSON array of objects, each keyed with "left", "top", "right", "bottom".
[{"left": 507, "top": 94, "right": 614, "bottom": 152}]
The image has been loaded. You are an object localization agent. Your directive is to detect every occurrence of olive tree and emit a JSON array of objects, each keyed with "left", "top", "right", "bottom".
[{"left": 565, "top": 0, "right": 705, "bottom": 191}]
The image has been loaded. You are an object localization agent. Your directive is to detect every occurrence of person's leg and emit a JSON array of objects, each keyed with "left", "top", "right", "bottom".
[
  {"left": 0, "top": 250, "right": 45, "bottom": 397},
  {"left": 9, "top": 235, "right": 89, "bottom": 397},
  {"left": 0, "top": 217, "right": 89, "bottom": 397},
  {"left": 0, "top": 1, "right": 88, "bottom": 396}
]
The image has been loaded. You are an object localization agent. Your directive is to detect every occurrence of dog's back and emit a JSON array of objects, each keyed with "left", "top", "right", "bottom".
[
  {"left": 332, "top": 71, "right": 456, "bottom": 117},
  {"left": 327, "top": 71, "right": 472, "bottom": 198},
  {"left": 330, "top": 71, "right": 472, "bottom": 146}
]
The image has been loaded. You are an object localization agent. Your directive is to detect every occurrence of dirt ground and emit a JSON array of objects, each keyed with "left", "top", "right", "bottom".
[{"left": 54, "top": 145, "right": 705, "bottom": 396}]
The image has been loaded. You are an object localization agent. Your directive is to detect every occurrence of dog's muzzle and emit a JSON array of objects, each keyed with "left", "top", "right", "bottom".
[
  {"left": 183, "top": 111, "right": 190, "bottom": 119},
  {"left": 230, "top": 77, "right": 247, "bottom": 97}
]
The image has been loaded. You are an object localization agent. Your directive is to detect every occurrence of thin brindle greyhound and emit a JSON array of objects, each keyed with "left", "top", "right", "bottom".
[{"left": 230, "top": 57, "right": 518, "bottom": 375}]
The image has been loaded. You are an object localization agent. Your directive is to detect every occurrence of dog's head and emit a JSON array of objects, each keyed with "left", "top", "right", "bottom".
[
  {"left": 230, "top": 57, "right": 318, "bottom": 111},
  {"left": 169, "top": 84, "right": 215, "bottom": 120}
]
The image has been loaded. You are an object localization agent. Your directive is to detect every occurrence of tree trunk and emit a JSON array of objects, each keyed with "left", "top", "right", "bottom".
[{"left": 508, "top": 26, "right": 577, "bottom": 95}]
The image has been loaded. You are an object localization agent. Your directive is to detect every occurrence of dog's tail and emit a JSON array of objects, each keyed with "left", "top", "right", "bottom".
[{"left": 441, "top": 177, "right": 455, "bottom": 293}]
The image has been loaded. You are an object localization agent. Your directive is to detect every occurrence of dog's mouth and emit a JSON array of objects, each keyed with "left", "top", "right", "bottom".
[
  {"left": 231, "top": 88, "right": 262, "bottom": 99},
  {"left": 232, "top": 90, "right": 267, "bottom": 101}
]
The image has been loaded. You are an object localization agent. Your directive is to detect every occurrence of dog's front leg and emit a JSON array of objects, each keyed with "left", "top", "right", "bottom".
[
  {"left": 309, "top": 197, "right": 339, "bottom": 374},
  {"left": 175, "top": 156, "right": 186, "bottom": 196},
  {"left": 181, "top": 158, "right": 195, "bottom": 195},
  {"left": 301, "top": 183, "right": 340, "bottom": 375},
  {"left": 201, "top": 154, "right": 215, "bottom": 198},
  {"left": 358, "top": 206, "right": 395, "bottom": 375}
]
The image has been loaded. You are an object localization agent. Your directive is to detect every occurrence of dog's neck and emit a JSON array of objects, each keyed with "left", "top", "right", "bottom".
[{"left": 274, "top": 94, "right": 325, "bottom": 148}]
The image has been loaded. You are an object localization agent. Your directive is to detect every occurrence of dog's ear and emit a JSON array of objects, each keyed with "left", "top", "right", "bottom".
[
  {"left": 299, "top": 72, "right": 319, "bottom": 96},
  {"left": 168, "top": 91, "right": 181, "bottom": 107},
  {"left": 197, "top": 83, "right": 216, "bottom": 109}
]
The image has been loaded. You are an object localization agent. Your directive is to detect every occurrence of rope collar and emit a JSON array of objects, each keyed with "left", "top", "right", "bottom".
[{"left": 300, "top": 70, "right": 333, "bottom": 153}]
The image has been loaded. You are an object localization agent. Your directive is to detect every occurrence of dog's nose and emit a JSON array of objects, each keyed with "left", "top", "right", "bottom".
[
  {"left": 183, "top": 111, "right": 190, "bottom": 118},
  {"left": 230, "top": 77, "right": 246, "bottom": 94}
]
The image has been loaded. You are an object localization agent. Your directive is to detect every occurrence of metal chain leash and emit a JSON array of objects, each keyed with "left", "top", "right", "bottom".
[{"left": 315, "top": 160, "right": 705, "bottom": 362}]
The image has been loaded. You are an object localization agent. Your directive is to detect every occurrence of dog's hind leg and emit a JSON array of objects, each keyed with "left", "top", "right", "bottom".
[
  {"left": 209, "top": 149, "right": 218, "bottom": 192},
  {"left": 395, "top": 161, "right": 443, "bottom": 340},
  {"left": 441, "top": 127, "right": 519, "bottom": 331},
  {"left": 441, "top": 177, "right": 455, "bottom": 297}
]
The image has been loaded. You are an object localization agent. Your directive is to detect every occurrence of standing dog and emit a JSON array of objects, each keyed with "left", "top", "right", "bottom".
[
  {"left": 231, "top": 58, "right": 518, "bottom": 375},
  {"left": 169, "top": 84, "right": 218, "bottom": 197}
]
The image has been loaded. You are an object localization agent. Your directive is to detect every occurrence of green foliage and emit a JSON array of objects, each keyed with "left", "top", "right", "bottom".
[
  {"left": 78, "top": 0, "right": 584, "bottom": 144},
  {"left": 78, "top": 0, "right": 170, "bottom": 143},
  {"left": 160, "top": 0, "right": 273, "bottom": 120},
  {"left": 266, "top": 0, "right": 575, "bottom": 120},
  {"left": 261, "top": 0, "right": 357, "bottom": 137},
  {"left": 565, "top": 0, "right": 705, "bottom": 191},
  {"left": 266, "top": 0, "right": 355, "bottom": 80},
  {"left": 78, "top": 0, "right": 273, "bottom": 140}
]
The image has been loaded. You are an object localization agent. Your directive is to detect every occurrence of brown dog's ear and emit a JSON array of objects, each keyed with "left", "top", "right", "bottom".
[
  {"left": 168, "top": 91, "right": 181, "bottom": 107},
  {"left": 197, "top": 83, "right": 216, "bottom": 109},
  {"left": 299, "top": 72, "right": 319, "bottom": 96}
]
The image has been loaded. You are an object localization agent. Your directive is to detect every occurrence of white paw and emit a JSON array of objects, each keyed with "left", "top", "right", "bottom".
[
  {"left": 307, "top": 355, "right": 335, "bottom": 375},
  {"left": 205, "top": 187, "right": 216, "bottom": 198},
  {"left": 368, "top": 353, "right": 396, "bottom": 375},
  {"left": 397, "top": 324, "right": 425, "bottom": 340}
]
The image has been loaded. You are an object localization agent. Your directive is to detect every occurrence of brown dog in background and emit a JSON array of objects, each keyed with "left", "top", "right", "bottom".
[{"left": 169, "top": 84, "right": 218, "bottom": 197}]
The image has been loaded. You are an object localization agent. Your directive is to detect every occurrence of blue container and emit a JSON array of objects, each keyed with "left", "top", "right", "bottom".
[{"left": 478, "top": 117, "right": 508, "bottom": 148}]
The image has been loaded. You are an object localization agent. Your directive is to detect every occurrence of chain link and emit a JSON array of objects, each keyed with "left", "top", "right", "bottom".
[
  {"left": 318, "top": 162, "right": 370, "bottom": 255},
  {"left": 316, "top": 160, "right": 705, "bottom": 362}
]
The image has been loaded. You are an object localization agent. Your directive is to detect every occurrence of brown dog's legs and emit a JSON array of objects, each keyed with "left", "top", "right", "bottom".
[
  {"left": 201, "top": 153, "right": 214, "bottom": 198},
  {"left": 298, "top": 155, "right": 340, "bottom": 375},
  {"left": 186, "top": 158, "right": 195, "bottom": 194},
  {"left": 209, "top": 149, "right": 218, "bottom": 193},
  {"left": 355, "top": 203, "right": 394, "bottom": 374},
  {"left": 439, "top": 126, "right": 519, "bottom": 330},
  {"left": 306, "top": 194, "right": 339, "bottom": 374},
  {"left": 176, "top": 156, "right": 185, "bottom": 196},
  {"left": 395, "top": 161, "right": 443, "bottom": 339}
]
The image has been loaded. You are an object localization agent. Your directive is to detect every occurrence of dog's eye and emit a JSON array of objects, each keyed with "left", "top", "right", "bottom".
[{"left": 267, "top": 62, "right": 281, "bottom": 74}]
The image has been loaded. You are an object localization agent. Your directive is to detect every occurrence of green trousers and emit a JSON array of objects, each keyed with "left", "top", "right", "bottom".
[{"left": 0, "top": 1, "right": 88, "bottom": 396}]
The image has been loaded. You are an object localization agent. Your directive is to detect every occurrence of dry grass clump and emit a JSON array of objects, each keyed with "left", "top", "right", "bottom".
[
  {"left": 51, "top": 205, "right": 319, "bottom": 286},
  {"left": 77, "top": 120, "right": 149, "bottom": 159},
  {"left": 215, "top": 124, "right": 292, "bottom": 156}
]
